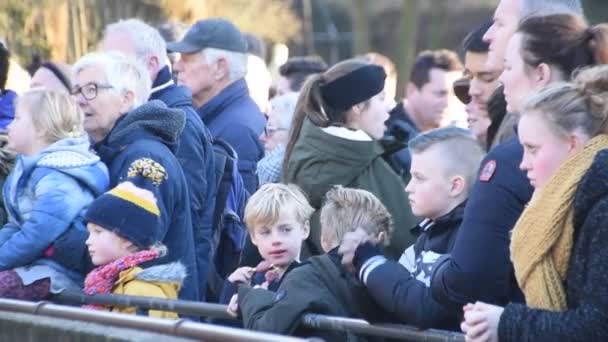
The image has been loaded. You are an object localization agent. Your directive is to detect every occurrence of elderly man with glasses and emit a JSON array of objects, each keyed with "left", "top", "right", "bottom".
[
  {"left": 257, "top": 92, "right": 298, "bottom": 185},
  {"left": 71, "top": 51, "right": 200, "bottom": 305}
]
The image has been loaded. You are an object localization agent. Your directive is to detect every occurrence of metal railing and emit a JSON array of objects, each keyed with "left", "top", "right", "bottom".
[
  {"left": 52, "top": 291, "right": 466, "bottom": 342},
  {"left": 0, "top": 298, "right": 308, "bottom": 342}
]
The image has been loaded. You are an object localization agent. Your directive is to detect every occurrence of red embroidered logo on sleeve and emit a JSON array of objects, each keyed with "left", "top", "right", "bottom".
[{"left": 479, "top": 160, "right": 497, "bottom": 182}]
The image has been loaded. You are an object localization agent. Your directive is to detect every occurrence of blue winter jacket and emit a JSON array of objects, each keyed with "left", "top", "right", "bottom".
[
  {"left": 94, "top": 100, "right": 200, "bottom": 303},
  {"left": 430, "top": 137, "right": 533, "bottom": 309},
  {"left": 0, "top": 135, "right": 109, "bottom": 284},
  {"left": 0, "top": 90, "right": 17, "bottom": 129},
  {"left": 150, "top": 66, "right": 216, "bottom": 300},
  {"left": 196, "top": 79, "right": 266, "bottom": 194}
]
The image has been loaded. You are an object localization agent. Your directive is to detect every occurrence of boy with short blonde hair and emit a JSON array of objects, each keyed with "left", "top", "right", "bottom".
[
  {"left": 222, "top": 183, "right": 312, "bottom": 311},
  {"left": 341, "top": 126, "right": 484, "bottom": 330},
  {"left": 236, "top": 186, "right": 394, "bottom": 341}
]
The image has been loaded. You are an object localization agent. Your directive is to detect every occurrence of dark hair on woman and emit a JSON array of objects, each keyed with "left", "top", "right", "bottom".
[
  {"left": 523, "top": 65, "right": 608, "bottom": 138},
  {"left": 0, "top": 43, "right": 10, "bottom": 91},
  {"left": 462, "top": 20, "right": 493, "bottom": 53},
  {"left": 281, "top": 59, "right": 372, "bottom": 180},
  {"left": 517, "top": 14, "right": 608, "bottom": 80},
  {"left": 279, "top": 56, "right": 328, "bottom": 92}
]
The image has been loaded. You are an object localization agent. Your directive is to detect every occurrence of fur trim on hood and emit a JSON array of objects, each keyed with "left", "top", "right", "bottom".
[{"left": 135, "top": 262, "right": 187, "bottom": 286}]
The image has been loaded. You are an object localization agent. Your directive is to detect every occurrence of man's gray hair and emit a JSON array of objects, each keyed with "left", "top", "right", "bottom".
[
  {"left": 104, "top": 18, "right": 168, "bottom": 69},
  {"left": 521, "top": 0, "right": 584, "bottom": 18},
  {"left": 73, "top": 51, "right": 151, "bottom": 109},
  {"left": 203, "top": 47, "right": 248, "bottom": 82},
  {"left": 409, "top": 126, "right": 485, "bottom": 193}
]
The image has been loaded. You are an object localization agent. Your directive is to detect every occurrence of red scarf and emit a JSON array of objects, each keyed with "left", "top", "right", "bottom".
[{"left": 82, "top": 250, "right": 160, "bottom": 310}]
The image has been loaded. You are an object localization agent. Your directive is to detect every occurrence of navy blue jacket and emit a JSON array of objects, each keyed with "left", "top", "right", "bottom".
[
  {"left": 94, "top": 100, "right": 200, "bottom": 303},
  {"left": 382, "top": 103, "right": 419, "bottom": 178},
  {"left": 196, "top": 79, "right": 266, "bottom": 194},
  {"left": 353, "top": 203, "right": 465, "bottom": 330},
  {"left": 430, "top": 137, "right": 533, "bottom": 309},
  {"left": 150, "top": 66, "right": 216, "bottom": 300},
  {"left": 0, "top": 90, "right": 16, "bottom": 129}
]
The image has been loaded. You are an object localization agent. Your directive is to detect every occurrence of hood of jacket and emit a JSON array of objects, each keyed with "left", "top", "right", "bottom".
[
  {"left": 105, "top": 100, "right": 186, "bottom": 153},
  {"left": 17, "top": 134, "right": 108, "bottom": 196},
  {"left": 118, "top": 262, "right": 186, "bottom": 293},
  {"left": 287, "top": 119, "right": 386, "bottom": 206}
]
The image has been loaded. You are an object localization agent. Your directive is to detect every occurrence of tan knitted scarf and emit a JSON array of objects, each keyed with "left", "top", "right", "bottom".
[{"left": 511, "top": 134, "right": 608, "bottom": 310}]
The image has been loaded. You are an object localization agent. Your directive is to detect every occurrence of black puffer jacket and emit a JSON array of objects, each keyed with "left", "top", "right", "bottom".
[{"left": 498, "top": 149, "right": 608, "bottom": 341}]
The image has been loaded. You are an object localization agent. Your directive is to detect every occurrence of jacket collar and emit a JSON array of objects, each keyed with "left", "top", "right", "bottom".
[
  {"left": 411, "top": 200, "right": 466, "bottom": 235},
  {"left": 93, "top": 101, "right": 185, "bottom": 163},
  {"left": 387, "top": 102, "right": 418, "bottom": 131},
  {"left": 196, "top": 78, "right": 249, "bottom": 124},
  {"left": 149, "top": 66, "right": 174, "bottom": 100}
]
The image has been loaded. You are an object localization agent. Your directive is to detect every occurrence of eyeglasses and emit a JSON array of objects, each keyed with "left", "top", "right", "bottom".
[{"left": 71, "top": 83, "right": 114, "bottom": 101}]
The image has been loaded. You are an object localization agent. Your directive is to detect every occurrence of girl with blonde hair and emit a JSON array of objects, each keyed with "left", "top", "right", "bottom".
[{"left": 0, "top": 89, "right": 108, "bottom": 300}]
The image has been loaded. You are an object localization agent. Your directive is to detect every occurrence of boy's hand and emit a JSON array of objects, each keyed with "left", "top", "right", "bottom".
[
  {"left": 227, "top": 294, "right": 239, "bottom": 317},
  {"left": 227, "top": 267, "right": 255, "bottom": 284},
  {"left": 339, "top": 227, "right": 371, "bottom": 271}
]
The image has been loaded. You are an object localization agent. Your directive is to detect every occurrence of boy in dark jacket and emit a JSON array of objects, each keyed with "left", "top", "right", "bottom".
[
  {"left": 223, "top": 183, "right": 313, "bottom": 314},
  {"left": 340, "top": 127, "right": 485, "bottom": 330},
  {"left": 235, "top": 186, "right": 395, "bottom": 341}
]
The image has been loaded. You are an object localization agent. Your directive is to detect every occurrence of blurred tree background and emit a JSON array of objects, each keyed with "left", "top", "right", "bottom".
[{"left": 0, "top": 0, "right": 607, "bottom": 94}]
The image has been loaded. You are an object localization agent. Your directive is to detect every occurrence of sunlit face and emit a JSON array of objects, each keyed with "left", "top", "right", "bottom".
[
  {"left": 73, "top": 66, "right": 127, "bottom": 142},
  {"left": 358, "top": 92, "right": 390, "bottom": 140},
  {"left": 500, "top": 34, "right": 538, "bottom": 114},
  {"left": 464, "top": 51, "right": 501, "bottom": 111},
  {"left": 466, "top": 101, "right": 491, "bottom": 145},
  {"left": 518, "top": 113, "right": 587, "bottom": 190},
  {"left": 406, "top": 145, "right": 457, "bottom": 219},
  {"left": 409, "top": 68, "right": 450, "bottom": 130},
  {"left": 174, "top": 51, "right": 216, "bottom": 105},
  {"left": 250, "top": 205, "right": 310, "bottom": 268},
  {"left": 483, "top": 0, "right": 521, "bottom": 70},
  {"left": 7, "top": 102, "right": 44, "bottom": 156},
  {"left": 260, "top": 110, "right": 289, "bottom": 153},
  {"left": 86, "top": 223, "right": 136, "bottom": 266}
]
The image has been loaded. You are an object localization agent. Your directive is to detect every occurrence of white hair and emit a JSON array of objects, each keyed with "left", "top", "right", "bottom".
[
  {"left": 73, "top": 51, "right": 151, "bottom": 108},
  {"left": 104, "top": 18, "right": 168, "bottom": 69},
  {"left": 203, "top": 47, "right": 248, "bottom": 82},
  {"left": 520, "top": 0, "right": 584, "bottom": 18}
]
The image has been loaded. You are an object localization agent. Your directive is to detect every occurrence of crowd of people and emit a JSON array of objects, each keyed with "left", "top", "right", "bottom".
[{"left": 0, "top": 0, "right": 606, "bottom": 341}]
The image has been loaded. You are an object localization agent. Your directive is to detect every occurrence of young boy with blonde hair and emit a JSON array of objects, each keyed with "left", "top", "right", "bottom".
[
  {"left": 235, "top": 186, "right": 394, "bottom": 341},
  {"left": 340, "top": 126, "right": 485, "bottom": 330},
  {"left": 222, "top": 183, "right": 313, "bottom": 313}
]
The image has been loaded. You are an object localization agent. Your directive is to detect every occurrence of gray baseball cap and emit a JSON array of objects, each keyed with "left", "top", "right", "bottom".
[{"left": 167, "top": 18, "right": 247, "bottom": 54}]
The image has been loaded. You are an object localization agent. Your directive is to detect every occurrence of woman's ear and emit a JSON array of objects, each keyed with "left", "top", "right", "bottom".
[
  {"left": 568, "top": 132, "right": 587, "bottom": 154},
  {"left": 449, "top": 175, "right": 466, "bottom": 198},
  {"left": 535, "top": 63, "right": 553, "bottom": 88}
]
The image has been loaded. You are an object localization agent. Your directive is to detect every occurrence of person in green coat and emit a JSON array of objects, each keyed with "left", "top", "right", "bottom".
[{"left": 282, "top": 59, "right": 418, "bottom": 259}]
